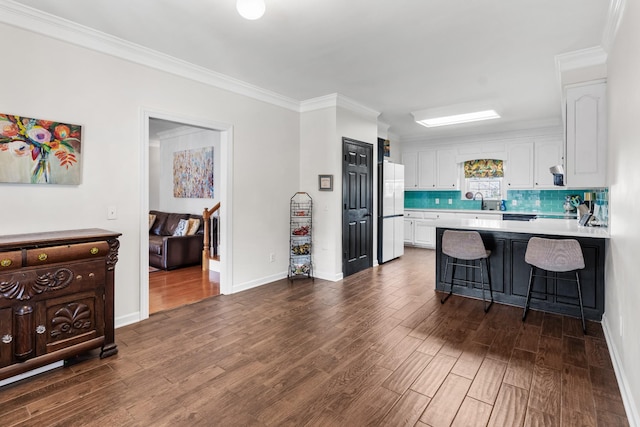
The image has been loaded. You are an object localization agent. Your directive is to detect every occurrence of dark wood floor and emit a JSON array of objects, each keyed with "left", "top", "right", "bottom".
[
  {"left": 149, "top": 265, "right": 220, "bottom": 314},
  {"left": 1, "top": 248, "right": 628, "bottom": 426}
]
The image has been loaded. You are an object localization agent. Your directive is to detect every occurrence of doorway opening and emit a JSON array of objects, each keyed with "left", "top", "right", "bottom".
[{"left": 140, "top": 109, "right": 233, "bottom": 320}]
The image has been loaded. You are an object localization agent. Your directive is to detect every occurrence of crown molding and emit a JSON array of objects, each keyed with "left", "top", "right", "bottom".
[
  {"left": 299, "top": 93, "right": 379, "bottom": 119},
  {"left": 555, "top": 46, "right": 608, "bottom": 74},
  {"left": 602, "top": 0, "right": 627, "bottom": 53},
  {"left": 0, "top": 0, "right": 300, "bottom": 112}
]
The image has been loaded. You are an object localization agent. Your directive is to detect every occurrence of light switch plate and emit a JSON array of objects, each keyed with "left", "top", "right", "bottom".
[{"left": 107, "top": 206, "right": 117, "bottom": 220}]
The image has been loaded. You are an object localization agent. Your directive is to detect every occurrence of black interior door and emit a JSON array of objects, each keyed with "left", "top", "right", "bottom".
[{"left": 342, "top": 137, "right": 373, "bottom": 276}]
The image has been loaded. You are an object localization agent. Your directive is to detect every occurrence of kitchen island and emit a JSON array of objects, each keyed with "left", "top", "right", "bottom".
[{"left": 435, "top": 218, "right": 608, "bottom": 320}]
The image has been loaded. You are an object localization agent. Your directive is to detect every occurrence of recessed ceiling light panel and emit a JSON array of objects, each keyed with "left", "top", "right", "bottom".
[{"left": 415, "top": 109, "right": 501, "bottom": 128}]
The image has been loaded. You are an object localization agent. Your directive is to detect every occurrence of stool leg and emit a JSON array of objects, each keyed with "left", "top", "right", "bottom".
[
  {"left": 522, "top": 266, "right": 535, "bottom": 321},
  {"left": 575, "top": 271, "right": 586, "bottom": 333},
  {"left": 441, "top": 256, "right": 453, "bottom": 304},
  {"left": 483, "top": 257, "right": 493, "bottom": 313}
]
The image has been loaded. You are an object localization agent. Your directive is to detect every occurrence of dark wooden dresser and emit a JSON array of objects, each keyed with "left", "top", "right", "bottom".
[{"left": 0, "top": 229, "right": 120, "bottom": 381}]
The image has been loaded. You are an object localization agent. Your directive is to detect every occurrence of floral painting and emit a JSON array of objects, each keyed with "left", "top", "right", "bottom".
[
  {"left": 0, "top": 114, "right": 82, "bottom": 184},
  {"left": 173, "top": 147, "right": 214, "bottom": 198}
]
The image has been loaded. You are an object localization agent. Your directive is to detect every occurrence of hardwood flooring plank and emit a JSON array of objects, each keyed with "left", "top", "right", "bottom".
[
  {"left": 515, "top": 324, "right": 541, "bottom": 353},
  {"left": 420, "top": 374, "right": 472, "bottom": 427},
  {"left": 585, "top": 336, "right": 614, "bottom": 370},
  {"left": 503, "top": 348, "right": 536, "bottom": 390},
  {"left": 562, "top": 364, "right": 596, "bottom": 419},
  {"left": 410, "top": 353, "right": 457, "bottom": 398},
  {"left": 381, "top": 350, "right": 433, "bottom": 394},
  {"left": 451, "top": 341, "right": 489, "bottom": 380},
  {"left": 451, "top": 396, "right": 493, "bottom": 427},
  {"left": 541, "top": 313, "right": 563, "bottom": 339},
  {"left": 528, "top": 364, "right": 561, "bottom": 417},
  {"left": 467, "top": 357, "right": 507, "bottom": 404},
  {"left": 379, "top": 389, "right": 430, "bottom": 427},
  {"left": 535, "top": 335, "right": 563, "bottom": 370},
  {"left": 563, "top": 335, "right": 588, "bottom": 367},
  {"left": 524, "top": 407, "right": 559, "bottom": 427},
  {"left": 487, "top": 383, "right": 529, "bottom": 427}
]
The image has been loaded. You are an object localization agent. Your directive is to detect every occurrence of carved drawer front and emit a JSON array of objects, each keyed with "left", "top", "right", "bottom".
[
  {"left": 0, "top": 308, "right": 11, "bottom": 368},
  {"left": 0, "top": 251, "right": 22, "bottom": 272},
  {"left": 36, "top": 291, "right": 103, "bottom": 355},
  {"left": 26, "top": 241, "right": 110, "bottom": 266},
  {"left": 0, "top": 260, "right": 105, "bottom": 303}
]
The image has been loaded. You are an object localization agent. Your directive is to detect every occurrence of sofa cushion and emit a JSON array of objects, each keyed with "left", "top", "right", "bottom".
[
  {"left": 149, "top": 211, "right": 168, "bottom": 236},
  {"left": 149, "top": 214, "right": 157, "bottom": 230},
  {"left": 186, "top": 218, "right": 201, "bottom": 235},
  {"left": 162, "top": 213, "right": 190, "bottom": 236},
  {"left": 148, "top": 235, "right": 164, "bottom": 255},
  {"left": 173, "top": 219, "right": 189, "bottom": 236}
]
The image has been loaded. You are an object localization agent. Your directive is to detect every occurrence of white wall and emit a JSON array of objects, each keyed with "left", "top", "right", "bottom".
[
  {"left": 299, "top": 104, "right": 378, "bottom": 280},
  {"left": 157, "top": 127, "right": 220, "bottom": 215},
  {"left": 0, "top": 23, "right": 300, "bottom": 324},
  {"left": 605, "top": 0, "right": 640, "bottom": 423}
]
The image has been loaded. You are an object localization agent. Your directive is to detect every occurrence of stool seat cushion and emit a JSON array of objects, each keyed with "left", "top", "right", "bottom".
[
  {"left": 525, "top": 237, "right": 585, "bottom": 272},
  {"left": 442, "top": 230, "right": 490, "bottom": 260}
]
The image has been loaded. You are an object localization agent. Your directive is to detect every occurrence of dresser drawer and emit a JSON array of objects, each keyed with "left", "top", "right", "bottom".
[
  {"left": 0, "top": 259, "right": 105, "bottom": 303},
  {"left": 0, "top": 251, "right": 22, "bottom": 272},
  {"left": 25, "top": 241, "right": 110, "bottom": 266}
]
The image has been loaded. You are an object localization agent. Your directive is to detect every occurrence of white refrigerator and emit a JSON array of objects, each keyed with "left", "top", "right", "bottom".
[{"left": 379, "top": 162, "right": 405, "bottom": 263}]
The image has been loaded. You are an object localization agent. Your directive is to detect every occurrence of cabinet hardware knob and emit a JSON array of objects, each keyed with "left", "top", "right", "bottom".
[
  {"left": 90, "top": 247, "right": 99, "bottom": 255},
  {"left": 37, "top": 253, "right": 48, "bottom": 261},
  {"left": 0, "top": 259, "right": 11, "bottom": 267},
  {"left": 1, "top": 334, "right": 11, "bottom": 344},
  {"left": 89, "top": 273, "right": 95, "bottom": 278},
  {"left": 76, "top": 275, "right": 83, "bottom": 281},
  {"left": 36, "top": 325, "right": 46, "bottom": 334}
]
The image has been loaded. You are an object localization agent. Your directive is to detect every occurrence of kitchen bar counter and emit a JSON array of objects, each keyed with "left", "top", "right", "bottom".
[
  {"left": 434, "top": 217, "right": 610, "bottom": 239},
  {"left": 435, "top": 223, "right": 606, "bottom": 320}
]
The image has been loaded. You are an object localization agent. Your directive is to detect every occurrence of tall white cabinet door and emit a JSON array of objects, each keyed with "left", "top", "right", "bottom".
[
  {"left": 393, "top": 217, "right": 404, "bottom": 258},
  {"left": 402, "top": 152, "right": 418, "bottom": 189},
  {"left": 418, "top": 150, "right": 436, "bottom": 189},
  {"left": 436, "top": 149, "right": 458, "bottom": 189},
  {"left": 506, "top": 142, "right": 534, "bottom": 189},
  {"left": 534, "top": 139, "right": 564, "bottom": 188},
  {"left": 566, "top": 82, "right": 607, "bottom": 188}
]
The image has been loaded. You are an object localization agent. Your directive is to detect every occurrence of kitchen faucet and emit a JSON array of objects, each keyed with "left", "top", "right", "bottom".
[{"left": 474, "top": 192, "right": 485, "bottom": 210}]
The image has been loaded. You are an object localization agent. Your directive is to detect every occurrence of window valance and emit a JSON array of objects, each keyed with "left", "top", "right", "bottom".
[{"left": 464, "top": 159, "right": 504, "bottom": 178}]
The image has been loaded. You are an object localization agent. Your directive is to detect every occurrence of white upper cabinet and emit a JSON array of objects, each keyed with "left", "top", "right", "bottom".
[
  {"left": 418, "top": 150, "right": 436, "bottom": 188},
  {"left": 565, "top": 82, "right": 607, "bottom": 188},
  {"left": 534, "top": 139, "right": 564, "bottom": 188},
  {"left": 505, "top": 142, "right": 534, "bottom": 189},
  {"left": 402, "top": 152, "right": 418, "bottom": 189},
  {"left": 436, "top": 149, "right": 458, "bottom": 189}
]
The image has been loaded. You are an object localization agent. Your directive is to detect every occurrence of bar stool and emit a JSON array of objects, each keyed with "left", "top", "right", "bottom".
[
  {"left": 440, "top": 230, "right": 493, "bottom": 312},
  {"left": 522, "top": 237, "right": 586, "bottom": 332}
]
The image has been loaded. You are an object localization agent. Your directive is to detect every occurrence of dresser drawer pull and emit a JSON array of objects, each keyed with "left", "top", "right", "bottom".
[
  {"left": 89, "top": 273, "right": 95, "bottom": 278},
  {"left": 37, "top": 253, "right": 48, "bottom": 261},
  {"left": 36, "top": 325, "right": 46, "bottom": 334},
  {"left": 76, "top": 275, "right": 83, "bottom": 281},
  {"left": 1, "top": 334, "right": 11, "bottom": 344},
  {"left": 90, "top": 247, "right": 99, "bottom": 255},
  {"left": 0, "top": 259, "right": 11, "bottom": 267}
]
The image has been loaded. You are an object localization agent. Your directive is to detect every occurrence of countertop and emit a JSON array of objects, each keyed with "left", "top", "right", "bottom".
[
  {"left": 434, "top": 218, "right": 610, "bottom": 239},
  {"left": 405, "top": 208, "right": 571, "bottom": 217}
]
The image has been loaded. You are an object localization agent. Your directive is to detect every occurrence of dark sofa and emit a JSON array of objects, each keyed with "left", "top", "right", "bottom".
[{"left": 149, "top": 210, "right": 204, "bottom": 270}]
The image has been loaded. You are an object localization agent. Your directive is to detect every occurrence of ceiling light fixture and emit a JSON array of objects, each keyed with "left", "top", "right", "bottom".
[
  {"left": 414, "top": 109, "right": 501, "bottom": 128},
  {"left": 236, "top": 0, "right": 266, "bottom": 20}
]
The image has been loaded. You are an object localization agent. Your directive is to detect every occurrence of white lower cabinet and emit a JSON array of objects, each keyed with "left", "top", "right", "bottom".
[
  {"left": 414, "top": 219, "right": 436, "bottom": 248},
  {"left": 403, "top": 219, "right": 414, "bottom": 244}
]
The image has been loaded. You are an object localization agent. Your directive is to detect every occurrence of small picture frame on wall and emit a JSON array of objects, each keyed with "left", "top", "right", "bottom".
[{"left": 319, "top": 174, "right": 333, "bottom": 191}]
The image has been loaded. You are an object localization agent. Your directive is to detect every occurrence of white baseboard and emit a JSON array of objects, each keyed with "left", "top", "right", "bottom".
[
  {"left": 232, "top": 271, "right": 288, "bottom": 294},
  {"left": 313, "top": 270, "right": 343, "bottom": 282},
  {"left": 115, "top": 311, "right": 142, "bottom": 328},
  {"left": 602, "top": 313, "right": 639, "bottom": 427}
]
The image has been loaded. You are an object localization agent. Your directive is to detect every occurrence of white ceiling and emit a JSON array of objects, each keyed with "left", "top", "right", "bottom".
[{"left": 11, "top": 0, "right": 611, "bottom": 140}]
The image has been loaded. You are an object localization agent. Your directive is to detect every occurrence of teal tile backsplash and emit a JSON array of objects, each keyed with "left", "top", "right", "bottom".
[{"left": 405, "top": 188, "right": 608, "bottom": 214}]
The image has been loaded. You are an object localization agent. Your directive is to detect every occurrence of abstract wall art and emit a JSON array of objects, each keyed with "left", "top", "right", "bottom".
[{"left": 172, "top": 147, "right": 214, "bottom": 198}]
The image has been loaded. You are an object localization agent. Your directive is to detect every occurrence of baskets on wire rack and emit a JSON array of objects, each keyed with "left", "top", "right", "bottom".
[{"left": 289, "top": 192, "right": 313, "bottom": 280}]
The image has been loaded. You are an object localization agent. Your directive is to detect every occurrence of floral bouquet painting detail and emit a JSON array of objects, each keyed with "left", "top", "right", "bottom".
[{"left": 0, "top": 114, "right": 82, "bottom": 184}]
